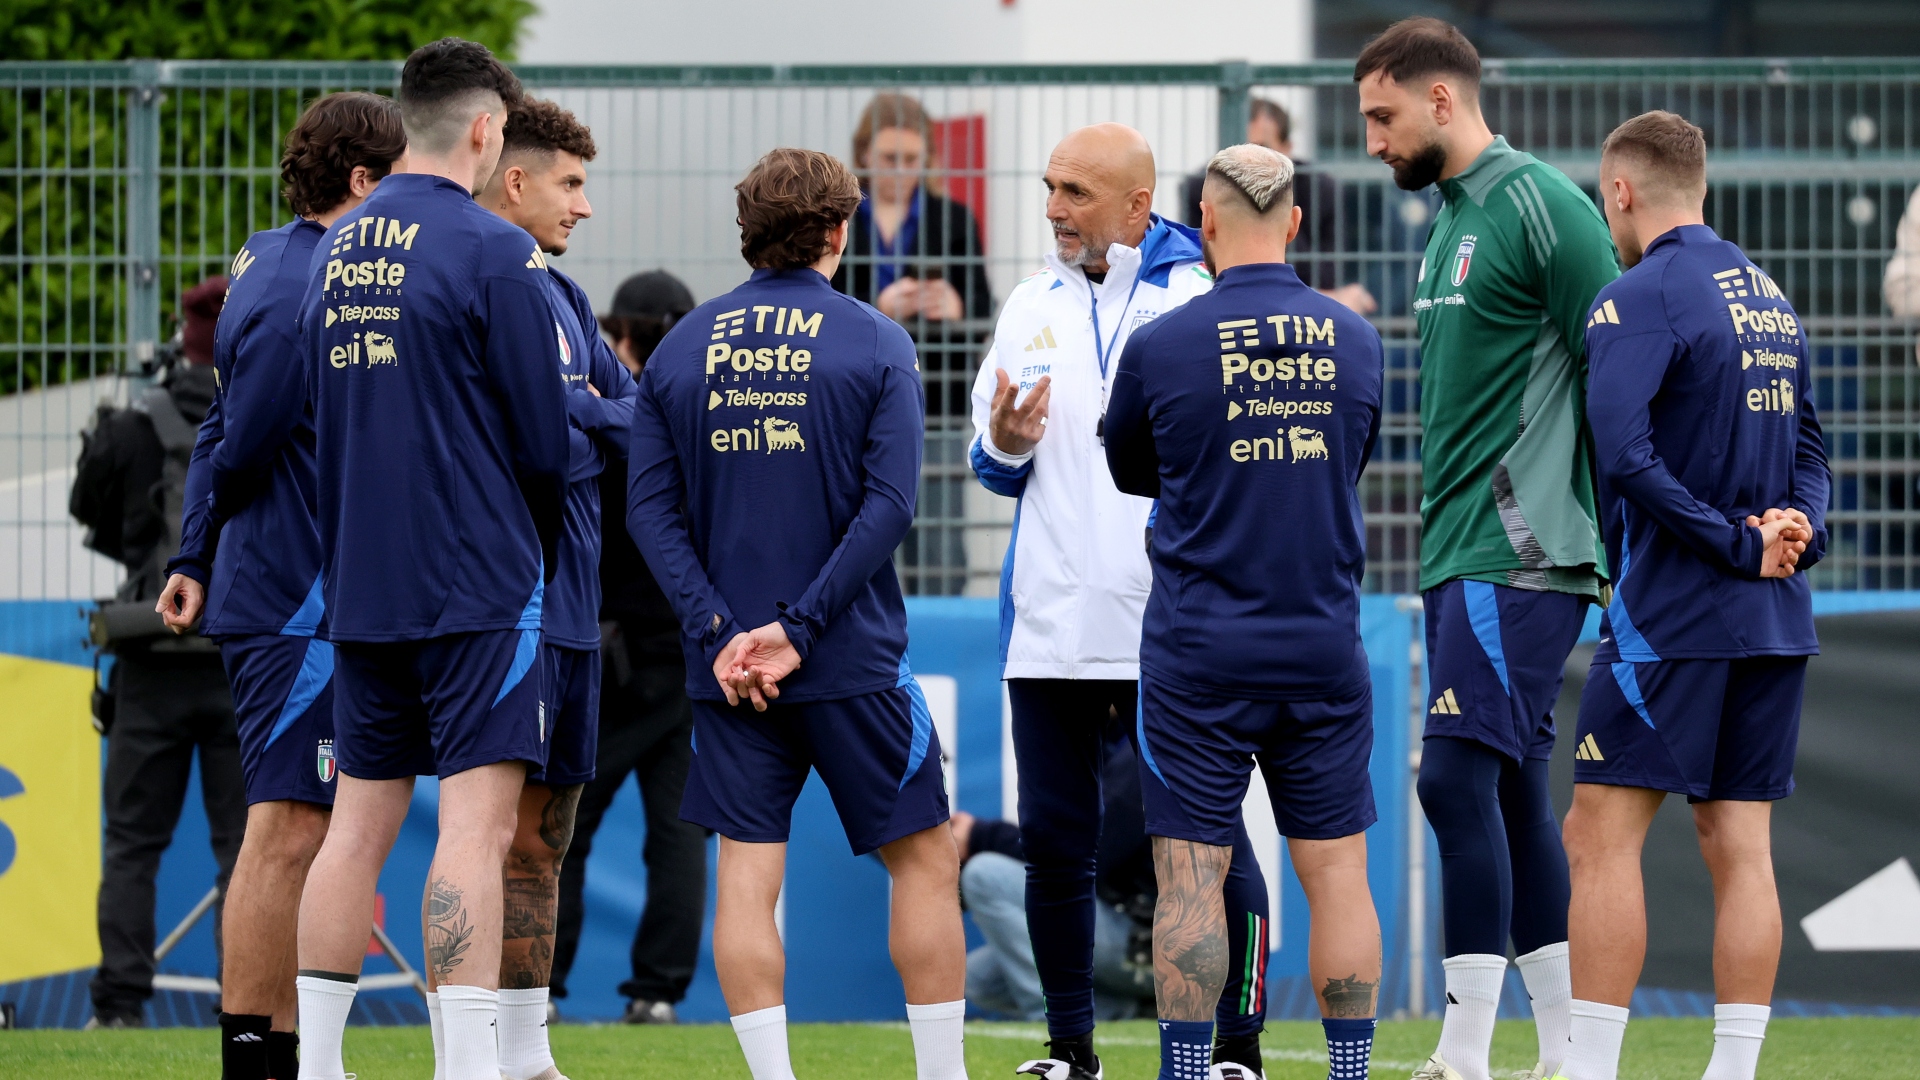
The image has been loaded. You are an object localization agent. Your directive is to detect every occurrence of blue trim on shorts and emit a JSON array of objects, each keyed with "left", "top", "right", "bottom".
[
  {"left": 1610, "top": 661, "right": 1656, "bottom": 728},
  {"left": 898, "top": 656, "right": 933, "bottom": 790},
  {"left": 1135, "top": 688, "right": 1168, "bottom": 786},
  {"left": 1462, "top": 580, "right": 1510, "bottom": 695},
  {"left": 492, "top": 579, "right": 547, "bottom": 707},
  {"left": 280, "top": 574, "right": 325, "bottom": 637},
  {"left": 266, "top": 638, "right": 334, "bottom": 747},
  {"left": 1607, "top": 527, "right": 1662, "bottom": 662}
]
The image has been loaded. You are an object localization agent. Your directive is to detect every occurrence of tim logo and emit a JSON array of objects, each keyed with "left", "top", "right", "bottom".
[
  {"left": 1451, "top": 236, "right": 1477, "bottom": 286},
  {"left": 317, "top": 741, "right": 337, "bottom": 784},
  {"left": 763, "top": 416, "right": 806, "bottom": 452},
  {"left": 364, "top": 332, "right": 397, "bottom": 365},
  {"left": 1287, "top": 426, "right": 1328, "bottom": 461}
]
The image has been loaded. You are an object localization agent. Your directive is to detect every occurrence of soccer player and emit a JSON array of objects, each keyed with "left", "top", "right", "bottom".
[
  {"left": 156, "top": 91, "right": 405, "bottom": 1080},
  {"left": 1356, "top": 19, "right": 1619, "bottom": 1079},
  {"left": 1551, "top": 111, "right": 1825, "bottom": 1080},
  {"left": 626, "top": 148, "right": 965, "bottom": 1080},
  {"left": 292, "top": 39, "right": 569, "bottom": 1080},
  {"left": 967, "top": 123, "right": 1274, "bottom": 1080},
  {"left": 1104, "top": 143, "right": 1386, "bottom": 1080},
  {"left": 470, "top": 98, "right": 636, "bottom": 1080}
]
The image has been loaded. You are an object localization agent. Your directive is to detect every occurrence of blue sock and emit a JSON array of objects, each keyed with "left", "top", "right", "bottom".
[
  {"left": 1322, "top": 1018, "right": 1374, "bottom": 1080},
  {"left": 1158, "top": 1019, "right": 1214, "bottom": 1080}
]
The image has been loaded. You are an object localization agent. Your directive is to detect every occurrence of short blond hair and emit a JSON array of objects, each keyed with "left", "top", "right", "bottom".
[{"left": 1603, "top": 110, "right": 1707, "bottom": 205}]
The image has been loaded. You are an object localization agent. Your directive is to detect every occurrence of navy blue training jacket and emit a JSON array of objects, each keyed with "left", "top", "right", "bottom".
[
  {"left": 302, "top": 173, "right": 569, "bottom": 642},
  {"left": 544, "top": 266, "right": 637, "bottom": 651},
  {"left": 1105, "top": 261, "right": 1383, "bottom": 699},
  {"left": 169, "top": 218, "right": 326, "bottom": 635},
  {"left": 627, "top": 267, "right": 922, "bottom": 702},
  {"left": 1586, "top": 224, "right": 1829, "bottom": 662}
]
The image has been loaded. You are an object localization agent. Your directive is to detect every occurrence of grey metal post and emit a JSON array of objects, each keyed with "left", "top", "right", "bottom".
[
  {"left": 126, "top": 60, "right": 163, "bottom": 376},
  {"left": 1217, "top": 60, "right": 1252, "bottom": 150}
]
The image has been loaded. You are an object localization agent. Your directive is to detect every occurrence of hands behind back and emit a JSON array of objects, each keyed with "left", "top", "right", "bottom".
[
  {"left": 1748, "top": 507, "right": 1812, "bottom": 579},
  {"left": 713, "top": 621, "right": 803, "bottom": 712}
]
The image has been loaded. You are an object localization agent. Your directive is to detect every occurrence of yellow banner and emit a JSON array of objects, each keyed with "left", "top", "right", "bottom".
[{"left": 0, "top": 653, "right": 101, "bottom": 983}]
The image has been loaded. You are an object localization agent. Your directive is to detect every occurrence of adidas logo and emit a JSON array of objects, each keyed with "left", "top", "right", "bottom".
[
  {"left": 1586, "top": 298, "right": 1621, "bottom": 328},
  {"left": 230, "top": 1032, "right": 263, "bottom": 1043},
  {"left": 1022, "top": 326, "right": 1059, "bottom": 351},
  {"left": 1429, "top": 687, "right": 1461, "bottom": 715},
  {"left": 1574, "top": 733, "right": 1605, "bottom": 761},
  {"left": 526, "top": 248, "right": 548, "bottom": 270}
]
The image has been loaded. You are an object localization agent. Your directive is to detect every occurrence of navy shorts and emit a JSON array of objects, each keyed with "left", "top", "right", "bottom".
[
  {"left": 219, "top": 634, "right": 337, "bottom": 806},
  {"left": 1136, "top": 672, "right": 1377, "bottom": 845},
  {"left": 1423, "top": 580, "right": 1587, "bottom": 761},
  {"left": 1575, "top": 656, "right": 1807, "bottom": 802},
  {"left": 332, "top": 628, "right": 549, "bottom": 781},
  {"left": 528, "top": 644, "right": 599, "bottom": 786},
  {"left": 681, "top": 681, "right": 948, "bottom": 856}
]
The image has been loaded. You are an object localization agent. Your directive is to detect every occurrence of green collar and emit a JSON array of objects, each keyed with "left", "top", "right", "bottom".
[{"left": 1439, "top": 135, "right": 1529, "bottom": 207}]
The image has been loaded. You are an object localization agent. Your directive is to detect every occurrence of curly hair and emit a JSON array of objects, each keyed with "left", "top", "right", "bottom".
[
  {"left": 503, "top": 98, "right": 598, "bottom": 163},
  {"left": 735, "top": 148, "right": 863, "bottom": 270},
  {"left": 280, "top": 92, "right": 407, "bottom": 218}
]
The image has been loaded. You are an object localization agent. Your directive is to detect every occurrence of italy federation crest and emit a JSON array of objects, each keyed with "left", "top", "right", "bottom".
[
  {"left": 317, "top": 740, "right": 337, "bottom": 784},
  {"left": 1451, "top": 236, "right": 1477, "bottom": 287}
]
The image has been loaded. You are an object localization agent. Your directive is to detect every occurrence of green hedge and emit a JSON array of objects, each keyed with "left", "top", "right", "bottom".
[{"left": 0, "top": 0, "right": 535, "bottom": 62}]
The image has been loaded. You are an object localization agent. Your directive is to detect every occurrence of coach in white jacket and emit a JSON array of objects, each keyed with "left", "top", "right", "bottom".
[{"left": 968, "top": 124, "right": 1220, "bottom": 1078}]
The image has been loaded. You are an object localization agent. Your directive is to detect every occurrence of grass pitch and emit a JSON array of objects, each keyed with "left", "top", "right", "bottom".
[{"left": 2, "top": 1016, "right": 1914, "bottom": 1079}]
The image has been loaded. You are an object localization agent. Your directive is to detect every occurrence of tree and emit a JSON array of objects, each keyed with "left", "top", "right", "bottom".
[{"left": 0, "top": 0, "right": 536, "bottom": 62}]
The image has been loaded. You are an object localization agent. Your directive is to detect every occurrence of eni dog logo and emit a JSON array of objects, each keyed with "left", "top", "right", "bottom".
[
  {"left": 763, "top": 417, "right": 806, "bottom": 452},
  {"left": 1287, "top": 426, "right": 1328, "bottom": 461},
  {"left": 364, "top": 332, "right": 397, "bottom": 365},
  {"left": 1451, "top": 236, "right": 1476, "bottom": 287}
]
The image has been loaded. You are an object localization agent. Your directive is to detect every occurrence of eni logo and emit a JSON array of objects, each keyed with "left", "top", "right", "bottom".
[
  {"left": 763, "top": 416, "right": 806, "bottom": 452},
  {"left": 1287, "top": 426, "right": 1328, "bottom": 460},
  {"left": 0, "top": 765, "right": 24, "bottom": 877},
  {"left": 365, "top": 332, "right": 397, "bottom": 365}
]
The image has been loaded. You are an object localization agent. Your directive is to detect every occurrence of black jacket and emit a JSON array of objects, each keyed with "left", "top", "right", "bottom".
[{"left": 832, "top": 188, "right": 994, "bottom": 321}]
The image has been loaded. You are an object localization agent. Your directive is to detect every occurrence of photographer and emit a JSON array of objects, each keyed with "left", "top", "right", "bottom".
[{"left": 68, "top": 276, "right": 246, "bottom": 1029}]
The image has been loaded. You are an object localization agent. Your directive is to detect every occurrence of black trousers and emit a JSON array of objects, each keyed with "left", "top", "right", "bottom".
[
  {"left": 551, "top": 648, "right": 709, "bottom": 1004},
  {"left": 90, "top": 652, "right": 246, "bottom": 1020}
]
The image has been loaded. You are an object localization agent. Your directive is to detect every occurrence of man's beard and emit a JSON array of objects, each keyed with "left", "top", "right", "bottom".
[
  {"left": 1389, "top": 139, "right": 1448, "bottom": 191},
  {"left": 1055, "top": 223, "right": 1117, "bottom": 268}
]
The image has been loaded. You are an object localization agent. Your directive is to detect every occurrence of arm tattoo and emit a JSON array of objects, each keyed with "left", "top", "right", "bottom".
[
  {"left": 1320, "top": 973, "right": 1377, "bottom": 1018},
  {"left": 425, "top": 878, "right": 474, "bottom": 982},
  {"left": 1151, "top": 836, "right": 1232, "bottom": 1022}
]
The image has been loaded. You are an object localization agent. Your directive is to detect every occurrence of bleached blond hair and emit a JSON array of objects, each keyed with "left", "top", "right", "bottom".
[{"left": 1204, "top": 143, "right": 1295, "bottom": 214}]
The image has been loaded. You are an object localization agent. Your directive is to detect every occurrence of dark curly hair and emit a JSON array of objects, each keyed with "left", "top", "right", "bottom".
[
  {"left": 735, "top": 148, "right": 862, "bottom": 270},
  {"left": 503, "top": 98, "right": 598, "bottom": 163},
  {"left": 280, "top": 92, "right": 407, "bottom": 218}
]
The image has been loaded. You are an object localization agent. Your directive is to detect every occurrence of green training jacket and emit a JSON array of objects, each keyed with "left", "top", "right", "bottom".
[{"left": 1413, "top": 135, "right": 1619, "bottom": 595}]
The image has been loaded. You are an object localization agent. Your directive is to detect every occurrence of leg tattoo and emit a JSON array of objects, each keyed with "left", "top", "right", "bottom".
[
  {"left": 1153, "top": 837, "right": 1232, "bottom": 1021},
  {"left": 501, "top": 785, "right": 582, "bottom": 990},
  {"left": 1319, "top": 973, "right": 1377, "bottom": 1018},
  {"left": 426, "top": 879, "right": 474, "bottom": 983}
]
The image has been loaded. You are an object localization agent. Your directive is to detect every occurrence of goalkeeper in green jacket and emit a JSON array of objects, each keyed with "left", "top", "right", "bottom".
[{"left": 1356, "top": 18, "right": 1619, "bottom": 1080}]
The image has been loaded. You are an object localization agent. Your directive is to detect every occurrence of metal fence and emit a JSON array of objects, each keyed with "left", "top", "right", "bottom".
[{"left": 2, "top": 59, "right": 1916, "bottom": 601}]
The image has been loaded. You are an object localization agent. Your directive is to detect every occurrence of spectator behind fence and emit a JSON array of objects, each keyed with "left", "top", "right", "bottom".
[
  {"left": 68, "top": 276, "right": 246, "bottom": 1029},
  {"left": 1885, "top": 184, "right": 1920, "bottom": 362},
  {"left": 831, "top": 92, "right": 993, "bottom": 323},
  {"left": 1181, "top": 98, "right": 1378, "bottom": 316},
  {"left": 548, "top": 270, "right": 711, "bottom": 1026}
]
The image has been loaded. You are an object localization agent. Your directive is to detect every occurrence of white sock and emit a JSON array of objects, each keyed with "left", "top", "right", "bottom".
[
  {"left": 437, "top": 985, "right": 501, "bottom": 1080},
  {"left": 1434, "top": 953, "right": 1507, "bottom": 1080},
  {"left": 426, "top": 991, "right": 446, "bottom": 1080},
  {"left": 294, "top": 975, "right": 357, "bottom": 1080},
  {"left": 905, "top": 1000, "right": 968, "bottom": 1080},
  {"left": 731, "top": 1004, "right": 798, "bottom": 1080},
  {"left": 1701, "top": 1003, "right": 1769, "bottom": 1080},
  {"left": 1560, "top": 999, "right": 1630, "bottom": 1080},
  {"left": 498, "top": 987, "right": 556, "bottom": 1080},
  {"left": 1516, "top": 942, "right": 1573, "bottom": 1076}
]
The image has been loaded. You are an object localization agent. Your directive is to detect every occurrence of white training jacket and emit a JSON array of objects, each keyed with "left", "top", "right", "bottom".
[{"left": 969, "top": 215, "right": 1212, "bottom": 680}]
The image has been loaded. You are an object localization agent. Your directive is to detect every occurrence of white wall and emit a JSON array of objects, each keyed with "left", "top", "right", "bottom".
[{"left": 519, "top": 0, "right": 1311, "bottom": 65}]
